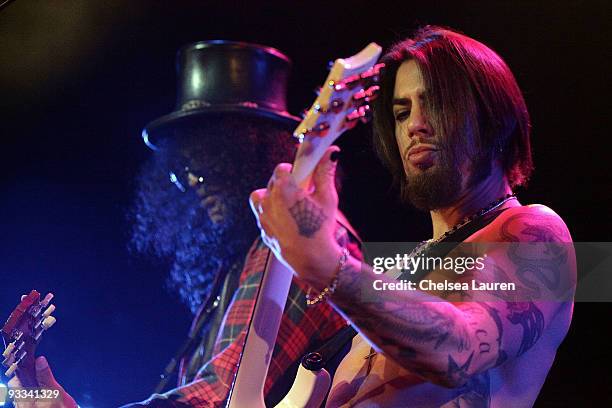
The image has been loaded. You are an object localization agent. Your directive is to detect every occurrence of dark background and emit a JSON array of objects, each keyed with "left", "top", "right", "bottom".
[{"left": 1, "top": 1, "right": 610, "bottom": 407}]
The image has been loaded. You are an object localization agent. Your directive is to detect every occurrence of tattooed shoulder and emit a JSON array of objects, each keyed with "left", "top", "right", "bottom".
[{"left": 496, "top": 205, "right": 573, "bottom": 243}]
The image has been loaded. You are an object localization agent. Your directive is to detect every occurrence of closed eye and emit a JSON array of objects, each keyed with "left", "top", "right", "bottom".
[{"left": 395, "top": 110, "right": 410, "bottom": 122}]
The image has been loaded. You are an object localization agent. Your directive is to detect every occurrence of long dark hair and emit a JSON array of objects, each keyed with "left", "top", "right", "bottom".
[
  {"left": 373, "top": 26, "right": 533, "bottom": 195},
  {"left": 129, "top": 115, "right": 296, "bottom": 313}
]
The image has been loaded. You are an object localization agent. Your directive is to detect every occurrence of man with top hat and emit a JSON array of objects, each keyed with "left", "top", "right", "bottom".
[
  {"left": 131, "top": 40, "right": 308, "bottom": 383},
  {"left": 9, "top": 27, "right": 576, "bottom": 408},
  {"left": 7, "top": 40, "right": 361, "bottom": 407}
]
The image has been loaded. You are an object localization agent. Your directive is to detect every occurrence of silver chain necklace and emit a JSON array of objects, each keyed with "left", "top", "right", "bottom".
[{"left": 408, "top": 193, "right": 517, "bottom": 259}]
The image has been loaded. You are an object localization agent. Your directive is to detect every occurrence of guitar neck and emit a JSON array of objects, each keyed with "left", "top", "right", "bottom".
[
  {"left": 226, "top": 254, "right": 292, "bottom": 408},
  {"left": 226, "top": 43, "right": 382, "bottom": 408}
]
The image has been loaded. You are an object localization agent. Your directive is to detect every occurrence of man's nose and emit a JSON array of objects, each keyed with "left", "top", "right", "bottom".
[{"left": 407, "top": 105, "right": 431, "bottom": 138}]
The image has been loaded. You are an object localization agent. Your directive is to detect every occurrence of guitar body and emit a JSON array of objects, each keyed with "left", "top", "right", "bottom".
[{"left": 275, "top": 366, "right": 331, "bottom": 408}]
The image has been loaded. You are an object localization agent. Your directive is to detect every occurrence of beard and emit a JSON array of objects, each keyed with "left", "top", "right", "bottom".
[
  {"left": 129, "top": 117, "right": 295, "bottom": 314},
  {"left": 401, "top": 144, "right": 463, "bottom": 211},
  {"left": 130, "top": 151, "right": 257, "bottom": 314}
]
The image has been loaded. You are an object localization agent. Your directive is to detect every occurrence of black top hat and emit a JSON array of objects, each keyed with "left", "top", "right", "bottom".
[{"left": 142, "top": 40, "right": 300, "bottom": 150}]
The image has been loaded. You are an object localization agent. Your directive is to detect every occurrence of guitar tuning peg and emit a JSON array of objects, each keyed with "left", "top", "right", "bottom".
[
  {"left": 2, "top": 346, "right": 20, "bottom": 367},
  {"left": 360, "top": 105, "right": 373, "bottom": 123},
  {"left": 42, "top": 316, "right": 56, "bottom": 330},
  {"left": 5, "top": 362, "right": 17, "bottom": 377},
  {"left": 345, "top": 105, "right": 371, "bottom": 123},
  {"left": 366, "top": 85, "right": 380, "bottom": 101},
  {"left": 41, "top": 293, "right": 54, "bottom": 307},
  {"left": 353, "top": 85, "right": 380, "bottom": 109},
  {"left": 2, "top": 341, "right": 15, "bottom": 358},
  {"left": 43, "top": 304, "right": 56, "bottom": 318},
  {"left": 360, "top": 63, "right": 385, "bottom": 81},
  {"left": 2, "top": 352, "right": 13, "bottom": 366},
  {"left": 342, "top": 75, "right": 361, "bottom": 90},
  {"left": 352, "top": 88, "right": 367, "bottom": 102}
]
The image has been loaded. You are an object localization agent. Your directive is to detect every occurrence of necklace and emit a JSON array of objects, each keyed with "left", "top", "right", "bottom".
[
  {"left": 363, "top": 193, "right": 517, "bottom": 361},
  {"left": 408, "top": 192, "right": 517, "bottom": 259}
]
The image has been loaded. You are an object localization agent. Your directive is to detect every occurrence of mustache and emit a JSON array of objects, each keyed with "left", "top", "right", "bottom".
[
  {"left": 404, "top": 137, "right": 459, "bottom": 158},
  {"left": 403, "top": 140, "right": 444, "bottom": 159}
]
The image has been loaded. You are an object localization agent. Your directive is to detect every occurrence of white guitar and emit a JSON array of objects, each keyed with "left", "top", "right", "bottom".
[{"left": 227, "top": 44, "right": 384, "bottom": 408}]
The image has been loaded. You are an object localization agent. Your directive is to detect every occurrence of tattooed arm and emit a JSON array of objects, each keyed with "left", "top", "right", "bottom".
[
  {"left": 249, "top": 151, "right": 575, "bottom": 388},
  {"left": 328, "top": 206, "right": 575, "bottom": 388}
]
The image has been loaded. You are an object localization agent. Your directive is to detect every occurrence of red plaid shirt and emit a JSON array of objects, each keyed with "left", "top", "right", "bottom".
[{"left": 124, "top": 233, "right": 360, "bottom": 408}]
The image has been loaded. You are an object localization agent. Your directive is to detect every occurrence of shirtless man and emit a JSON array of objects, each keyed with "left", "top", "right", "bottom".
[{"left": 250, "top": 26, "right": 575, "bottom": 407}]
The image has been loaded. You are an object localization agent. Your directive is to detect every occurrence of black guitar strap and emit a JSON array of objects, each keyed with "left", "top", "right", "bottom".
[{"left": 302, "top": 207, "right": 510, "bottom": 373}]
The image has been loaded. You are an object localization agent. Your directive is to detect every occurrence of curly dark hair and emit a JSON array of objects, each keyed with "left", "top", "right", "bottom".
[
  {"left": 372, "top": 26, "right": 533, "bottom": 199},
  {"left": 130, "top": 115, "right": 296, "bottom": 313}
]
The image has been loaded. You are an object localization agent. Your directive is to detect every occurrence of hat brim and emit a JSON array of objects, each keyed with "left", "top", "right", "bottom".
[{"left": 142, "top": 105, "right": 301, "bottom": 150}]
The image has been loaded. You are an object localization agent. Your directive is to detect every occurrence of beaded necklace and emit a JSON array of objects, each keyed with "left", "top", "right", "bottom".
[{"left": 407, "top": 192, "right": 517, "bottom": 260}]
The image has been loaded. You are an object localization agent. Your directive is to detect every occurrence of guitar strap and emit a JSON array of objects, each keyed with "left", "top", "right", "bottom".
[{"left": 303, "top": 207, "right": 510, "bottom": 374}]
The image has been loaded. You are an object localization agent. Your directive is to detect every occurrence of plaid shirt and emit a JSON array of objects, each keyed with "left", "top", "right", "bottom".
[{"left": 124, "top": 231, "right": 360, "bottom": 408}]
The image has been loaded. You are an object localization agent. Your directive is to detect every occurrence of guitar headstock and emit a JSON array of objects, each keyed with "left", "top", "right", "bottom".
[
  {"left": 2, "top": 290, "right": 56, "bottom": 386},
  {"left": 291, "top": 43, "right": 384, "bottom": 184}
]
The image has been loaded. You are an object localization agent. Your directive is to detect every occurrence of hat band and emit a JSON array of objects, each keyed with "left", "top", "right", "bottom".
[{"left": 181, "top": 99, "right": 285, "bottom": 112}]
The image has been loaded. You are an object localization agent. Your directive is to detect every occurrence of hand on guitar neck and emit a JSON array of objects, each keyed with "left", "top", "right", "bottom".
[
  {"left": 8, "top": 356, "right": 77, "bottom": 408},
  {"left": 250, "top": 44, "right": 382, "bottom": 292},
  {"left": 250, "top": 146, "right": 344, "bottom": 290}
]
